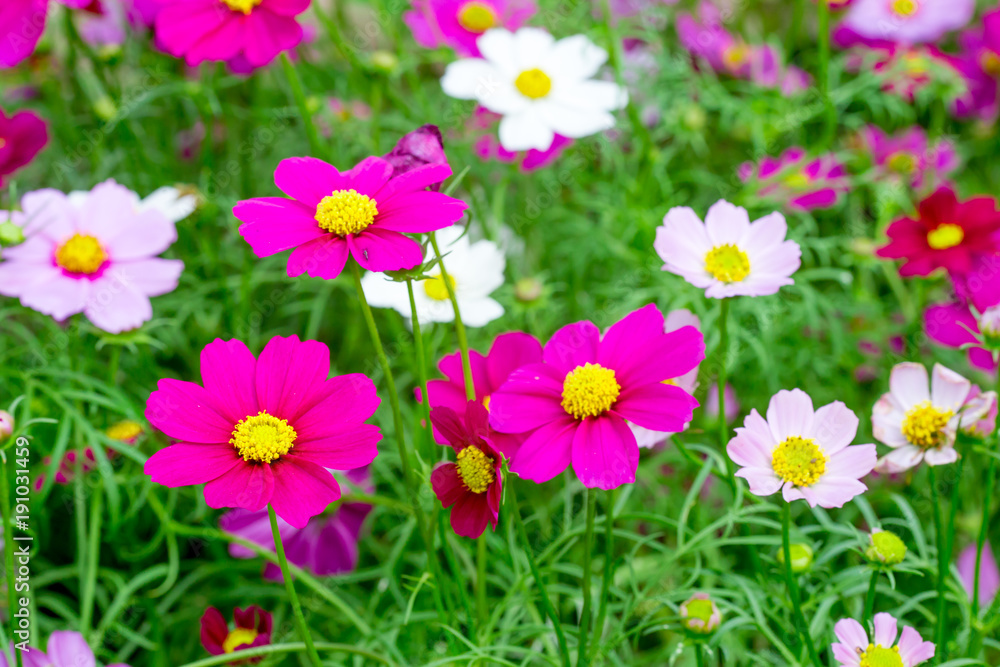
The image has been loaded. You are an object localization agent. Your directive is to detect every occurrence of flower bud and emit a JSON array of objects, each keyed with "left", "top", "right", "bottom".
[
  {"left": 679, "top": 592, "right": 721, "bottom": 634},
  {"left": 776, "top": 542, "right": 814, "bottom": 572},
  {"left": 370, "top": 50, "right": 398, "bottom": 73},
  {"left": 514, "top": 277, "right": 543, "bottom": 303},
  {"left": 865, "top": 529, "right": 907, "bottom": 565},
  {"left": 0, "top": 411, "right": 13, "bottom": 443},
  {"left": 0, "top": 221, "right": 24, "bottom": 248}
]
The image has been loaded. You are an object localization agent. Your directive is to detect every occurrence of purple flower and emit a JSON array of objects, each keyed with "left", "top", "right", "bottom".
[
  {"left": 739, "top": 147, "right": 849, "bottom": 211},
  {"left": 857, "top": 124, "right": 958, "bottom": 191},
  {"left": 0, "top": 631, "right": 130, "bottom": 667},
  {"left": 0, "top": 106, "right": 47, "bottom": 187},
  {"left": 383, "top": 124, "right": 448, "bottom": 182},
  {"left": 958, "top": 542, "right": 999, "bottom": 608},
  {"left": 0, "top": 0, "right": 92, "bottom": 68}
]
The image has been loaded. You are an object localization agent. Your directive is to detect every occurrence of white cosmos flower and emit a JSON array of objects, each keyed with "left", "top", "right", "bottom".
[
  {"left": 68, "top": 185, "right": 197, "bottom": 223},
  {"left": 361, "top": 225, "right": 505, "bottom": 327},
  {"left": 441, "top": 27, "right": 629, "bottom": 152}
]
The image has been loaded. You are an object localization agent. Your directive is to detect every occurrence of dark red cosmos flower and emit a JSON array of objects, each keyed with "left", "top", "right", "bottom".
[
  {"left": 200, "top": 605, "right": 272, "bottom": 660},
  {"left": 430, "top": 401, "right": 502, "bottom": 539},
  {"left": 0, "top": 106, "right": 48, "bottom": 187},
  {"left": 876, "top": 187, "right": 1000, "bottom": 276}
]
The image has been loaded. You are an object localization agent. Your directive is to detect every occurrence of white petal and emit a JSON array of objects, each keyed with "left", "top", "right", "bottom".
[
  {"left": 535, "top": 99, "right": 615, "bottom": 139},
  {"left": 930, "top": 363, "right": 971, "bottom": 412},
  {"left": 545, "top": 34, "right": 608, "bottom": 82},
  {"left": 552, "top": 79, "right": 627, "bottom": 111},
  {"left": 441, "top": 59, "right": 505, "bottom": 101},
  {"left": 704, "top": 200, "right": 751, "bottom": 246},
  {"left": 477, "top": 28, "right": 519, "bottom": 76},
  {"left": 513, "top": 27, "right": 556, "bottom": 70},
  {"left": 139, "top": 187, "right": 197, "bottom": 223},
  {"left": 498, "top": 109, "right": 554, "bottom": 152},
  {"left": 457, "top": 296, "right": 505, "bottom": 327}
]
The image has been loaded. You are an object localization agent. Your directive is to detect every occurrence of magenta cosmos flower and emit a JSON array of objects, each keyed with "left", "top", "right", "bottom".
[
  {"left": 489, "top": 304, "right": 704, "bottom": 490},
  {"left": 739, "top": 147, "right": 848, "bottom": 211},
  {"left": 959, "top": 542, "right": 999, "bottom": 607},
  {"left": 857, "top": 125, "right": 957, "bottom": 192},
  {"left": 838, "top": 0, "right": 972, "bottom": 44},
  {"left": 833, "top": 613, "right": 934, "bottom": 667},
  {"left": 221, "top": 466, "right": 373, "bottom": 580},
  {"left": 0, "top": 631, "right": 130, "bottom": 667},
  {"left": 655, "top": 200, "right": 801, "bottom": 299},
  {"left": 925, "top": 294, "right": 1000, "bottom": 372},
  {"left": 948, "top": 9, "right": 1000, "bottom": 121},
  {"left": 0, "top": 180, "right": 184, "bottom": 333},
  {"left": 235, "top": 156, "right": 467, "bottom": 280},
  {"left": 431, "top": 401, "right": 503, "bottom": 538},
  {"left": 876, "top": 187, "right": 1000, "bottom": 277},
  {"left": 201, "top": 605, "right": 272, "bottom": 656},
  {"left": 144, "top": 336, "right": 381, "bottom": 528},
  {"left": 0, "top": 106, "right": 47, "bottom": 186},
  {"left": 424, "top": 331, "right": 542, "bottom": 457},
  {"left": 727, "top": 389, "right": 876, "bottom": 508},
  {"left": 872, "top": 362, "right": 996, "bottom": 473},
  {"left": 154, "top": 0, "right": 309, "bottom": 69},
  {"left": 404, "top": 0, "right": 536, "bottom": 57},
  {"left": 0, "top": 0, "right": 92, "bottom": 67}
]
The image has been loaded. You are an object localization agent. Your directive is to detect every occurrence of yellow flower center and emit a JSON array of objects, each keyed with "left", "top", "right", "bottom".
[
  {"left": 423, "top": 273, "right": 456, "bottom": 301},
  {"left": 105, "top": 420, "right": 143, "bottom": 442},
  {"left": 55, "top": 233, "right": 107, "bottom": 274},
  {"left": 314, "top": 189, "right": 378, "bottom": 237},
  {"left": 903, "top": 53, "right": 928, "bottom": 76},
  {"left": 722, "top": 44, "right": 749, "bottom": 69},
  {"left": 230, "top": 411, "right": 297, "bottom": 463},
  {"left": 515, "top": 69, "right": 552, "bottom": 99},
  {"left": 926, "top": 223, "right": 964, "bottom": 250},
  {"left": 859, "top": 644, "right": 903, "bottom": 667},
  {"left": 783, "top": 171, "right": 811, "bottom": 189},
  {"left": 771, "top": 436, "right": 826, "bottom": 487},
  {"left": 457, "top": 1, "right": 497, "bottom": 32},
  {"left": 704, "top": 244, "right": 750, "bottom": 283},
  {"left": 222, "top": 627, "right": 259, "bottom": 653},
  {"left": 482, "top": 395, "right": 491, "bottom": 411},
  {"left": 890, "top": 0, "right": 918, "bottom": 17},
  {"left": 887, "top": 152, "right": 917, "bottom": 174},
  {"left": 219, "top": 0, "right": 262, "bottom": 14},
  {"left": 561, "top": 363, "right": 621, "bottom": 419},
  {"left": 981, "top": 51, "right": 1000, "bottom": 77},
  {"left": 901, "top": 401, "right": 953, "bottom": 448},
  {"left": 456, "top": 445, "right": 495, "bottom": 494}
]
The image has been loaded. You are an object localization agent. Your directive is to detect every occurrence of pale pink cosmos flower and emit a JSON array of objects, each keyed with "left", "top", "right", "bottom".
[
  {"left": 958, "top": 542, "right": 999, "bottom": 607},
  {"left": 839, "top": 0, "right": 973, "bottom": 45},
  {"left": 832, "top": 612, "right": 934, "bottom": 666},
  {"left": 0, "top": 181, "right": 189, "bottom": 333},
  {"left": 727, "top": 389, "right": 877, "bottom": 508},
  {"left": 655, "top": 200, "right": 801, "bottom": 299},
  {"left": 872, "top": 362, "right": 997, "bottom": 473}
]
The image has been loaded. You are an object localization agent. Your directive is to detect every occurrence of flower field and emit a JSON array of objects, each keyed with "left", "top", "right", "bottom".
[{"left": 1, "top": 0, "right": 1000, "bottom": 665}]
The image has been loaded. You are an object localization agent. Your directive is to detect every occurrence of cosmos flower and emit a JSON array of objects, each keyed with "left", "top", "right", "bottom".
[
  {"left": 679, "top": 593, "right": 721, "bottom": 634},
  {"left": 0, "top": 0, "right": 93, "bottom": 67},
  {"left": 875, "top": 187, "right": 1000, "bottom": 276},
  {"left": 200, "top": 606, "right": 272, "bottom": 657},
  {"left": 872, "top": 362, "right": 996, "bottom": 473},
  {"left": 856, "top": 125, "right": 958, "bottom": 192},
  {"left": 360, "top": 224, "right": 505, "bottom": 327},
  {"left": 0, "top": 106, "right": 48, "bottom": 186},
  {"left": 441, "top": 27, "right": 628, "bottom": 152},
  {"left": 727, "top": 389, "right": 877, "bottom": 508},
  {"left": 832, "top": 613, "right": 934, "bottom": 667},
  {"left": 144, "top": 336, "right": 382, "bottom": 528},
  {"left": 738, "top": 147, "right": 849, "bottom": 211},
  {"left": 655, "top": 199, "right": 801, "bottom": 299},
  {"left": 958, "top": 542, "right": 999, "bottom": 607},
  {"left": 154, "top": 0, "right": 309, "bottom": 70},
  {"left": 35, "top": 420, "right": 143, "bottom": 490},
  {"left": 838, "top": 0, "right": 973, "bottom": 45},
  {"left": 948, "top": 9, "right": 1000, "bottom": 121},
  {"left": 235, "top": 155, "right": 467, "bottom": 280},
  {"left": 430, "top": 401, "right": 503, "bottom": 538},
  {"left": 962, "top": 385, "right": 998, "bottom": 437},
  {"left": 404, "top": 0, "right": 536, "bottom": 57},
  {"left": 489, "top": 304, "right": 704, "bottom": 490},
  {"left": 472, "top": 108, "right": 573, "bottom": 171},
  {"left": 383, "top": 124, "right": 448, "bottom": 181},
  {"left": 0, "top": 180, "right": 187, "bottom": 333},
  {"left": 924, "top": 299, "right": 999, "bottom": 372},
  {"left": 221, "top": 467, "right": 373, "bottom": 580},
  {"left": 0, "top": 631, "right": 130, "bottom": 667}
]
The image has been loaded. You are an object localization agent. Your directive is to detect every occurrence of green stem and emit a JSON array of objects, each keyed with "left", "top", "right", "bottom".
[
  {"left": 929, "top": 466, "right": 948, "bottom": 658},
  {"left": 108, "top": 346, "right": 120, "bottom": 386},
  {"left": 0, "top": 452, "right": 23, "bottom": 667},
  {"left": 590, "top": 489, "right": 614, "bottom": 663},
  {"left": 970, "top": 457, "right": 996, "bottom": 657},
  {"left": 717, "top": 298, "right": 733, "bottom": 479},
  {"left": 863, "top": 569, "right": 878, "bottom": 629},
  {"left": 279, "top": 52, "right": 323, "bottom": 158},
  {"left": 577, "top": 489, "right": 597, "bottom": 667},
  {"left": 508, "top": 482, "right": 571, "bottom": 667},
  {"left": 816, "top": 0, "right": 836, "bottom": 147},
  {"left": 782, "top": 503, "right": 820, "bottom": 666},
  {"left": 267, "top": 505, "right": 322, "bottom": 667},
  {"left": 430, "top": 233, "right": 475, "bottom": 401},
  {"left": 694, "top": 643, "right": 705, "bottom": 667},
  {"left": 406, "top": 279, "right": 433, "bottom": 454},
  {"left": 476, "top": 535, "right": 488, "bottom": 632},
  {"left": 79, "top": 482, "right": 103, "bottom": 636}
]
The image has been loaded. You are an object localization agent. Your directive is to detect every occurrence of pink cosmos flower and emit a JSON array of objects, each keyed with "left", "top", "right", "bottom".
[
  {"left": 739, "top": 147, "right": 849, "bottom": 211},
  {"left": 727, "top": 389, "right": 876, "bottom": 508},
  {"left": 0, "top": 180, "right": 184, "bottom": 333},
  {"left": 872, "top": 362, "right": 996, "bottom": 473},
  {"left": 959, "top": 542, "right": 999, "bottom": 607},
  {"left": 383, "top": 124, "right": 447, "bottom": 181},
  {"left": 200, "top": 605, "right": 272, "bottom": 656},
  {"left": 962, "top": 385, "right": 998, "bottom": 437},
  {"left": 948, "top": 10, "right": 1000, "bottom": 121},
  {"left": 235, "top": 156, "right": 467, "bottom": 280},
  {"left": 144, "top": 336, "right": 382, "bottom": 528},
  {"left": 431, "top": 401, "right": 503, "bottom": 538},
  {"left": 0, "top": 631, "right": 130, "bottom": 667},
  {"left": 705, "top": 383, "right": 739, "bottom": 422},
  {"left": 489, "top": 304, "right": 704, "bottom": 490},
  {"left": 0, "top": 0, "right": 92, "bottom": 67},
  {"left": 838, "top": 0, "right": 973, "bottom": 45},
  {"left": 924, "top": 298, "right": 999, "bottom": 372},
  {"left": 404, "top": 0, "right": 536, "bottom": 57},
  {"left": 832, "top": 613, "right": 934, "bottom": 666},
  {"left": 0, "top": 106, "right": 48, "bottom": 186},
  {"left": 470, "top": 107, "right": 573, "bottom": 172},
  {"left": 221, "top": 467, "right": 373, "bottom": 580},
  {"left": 655, "top": 200, "right": 801, "bottom": 299},
  {"left": 154, "top": 0, "right": 309, "bottom": 70},
  {"left": 629, "top": 308, "right": 702, "bottom": 448},
  {"left": 79, "top": 0, "right": 128, "bottom": 47},
  {"left": 424, "top": 331, "right": 542, "bottom": 458},
  {"left": 857, "top": 125, "right": 958, "bottom": 192}
]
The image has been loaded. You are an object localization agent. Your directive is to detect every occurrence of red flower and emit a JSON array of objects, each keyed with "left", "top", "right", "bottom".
[
  {"left": 876, "top": 187, "right": 1000, "bottom": 276},
  {"left": 430, "top": 401, "right": 503, "bottom": 539},
  {"left": 200, "top": 605, "right": 272, "bottom": 661}
]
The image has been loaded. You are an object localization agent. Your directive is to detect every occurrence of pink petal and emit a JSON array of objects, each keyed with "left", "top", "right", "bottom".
[
  {"left": 809, "top": 401, "right": 859, "bottom": 456},
  {"left": 375, "top": 162, "right": 453, "bottom": 200},
  {"left": 145, "top": 378, "right": 234, "bottom": 443},
  {"left": 824, "top": 444, "right": 877, "bottom": 480},
  {"left": 47, "top": 631, "right": 96, "bottom": 667},
  {"left": 144, "top": 443, "right": 241, "bottom": 487},
  {"left": 450, "top": 492, "right": 492, "bottom": 538},
  {"left": 613, "top": 382, "right": 698, "bottom": 432},
  {"left": 254, "top": 335, "right": 330, "bottom": 421},
  {"left": 274, "top": 157, "right": 349, "bottom": 206},
  {"left": 543, "top": 320, "right": 600, "bottom": 374},
  {"left": 923, "top": 446, "right": 958, "bottom": 466},
  {"left": 115, "top": 258, "right": 184, "bottom": 297},
  {"left": 930, "top": 363, "right": 971, "bottom": 411},
  {"left": 890, "top": 362, "right": 930, "bottom": 409},
  {"left": 269, "top": 456, "right": 341, "bottom": 528},
  {"left": 184, "top": 11, "right": 245, "bottom": 64},
  {"left": 200, "top": 338, "right": 259, "bottom": 423},
  {"left": 286, "top": 234, "right": 350, "bottom": 279},
  {"left": 509, "top": 418, "right": 578, "bottom": 484},
  {"left": 570, "top": 415, "right": 638, "bottom": 490},
  {"left": 203, "top": 462, "right": 274, "bottom": 512},
  {"left": 872, "top": 612, "right": 898, "bottom": 648},
  {"left": 343, "top": 156, "right": 395, "bottom": 197},
  {"left": 488, "top": 362, "right": 566, "bottom": 434},
  {"left": 766, "top": 389, "right": 815, "bottom": 441},
  {"left": 83, "top": 273, "right": 153, "bottom": 334},
  {"left": 373, "top": 191, "right": 468, "bottom": 233},
  {"left": 243, "top": 10, "right": 301, "bottom": 67},
  {"left": 235, "top": 197, "right": 325, "bottom": 256},
  {"left": 294, "top": 373, "right": 380, "bottom": 434},
  {"left": 291, "top": 424, "right": 381, "bottom": 469},
  {"left": 348, "top": 227, "right": 423, "bottom": 272},
  {"left": 431, "top": 462, "right": 466, "bottom": 508},
  {"left": 876, "top": 445, "right": 925, "bottom": 474},
  {"left": 735, "top": 466, "right": 783, "bottom": 497},
  {"left": 833, "top": 618, "right": 869, "bottom": 652},
  {"left": 897, "top": 626, "right": 935, "bottom": 665},
  {"left": 486, "top": 331, "right": 544, "bottom": 390}
]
